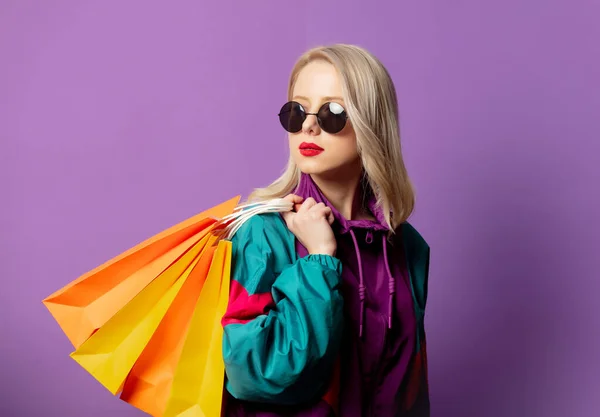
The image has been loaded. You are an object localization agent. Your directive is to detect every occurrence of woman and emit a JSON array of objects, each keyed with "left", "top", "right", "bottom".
[{"left": 221, "top": 44, "right": 431, "bottom": 417}]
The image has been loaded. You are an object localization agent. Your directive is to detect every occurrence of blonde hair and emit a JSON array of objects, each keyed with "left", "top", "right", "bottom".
[{"left": 248, "top": 44, "right": 415, "bottom": 231}]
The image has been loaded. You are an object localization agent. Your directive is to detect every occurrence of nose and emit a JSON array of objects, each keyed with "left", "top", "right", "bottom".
[{"left": 302, "top": 114, "right": 320, "bottom": 136}]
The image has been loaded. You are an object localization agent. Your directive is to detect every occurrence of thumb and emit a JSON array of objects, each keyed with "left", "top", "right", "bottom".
[
  {"left": 281, "top": 194, "right": 302, "bottom": 227},
  {"left": 283, "top": 194, "right": 304, "bottom": 206}
]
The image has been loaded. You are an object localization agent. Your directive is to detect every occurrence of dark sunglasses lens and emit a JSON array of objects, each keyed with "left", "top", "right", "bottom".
[
  {"left": 318, "top": 102, "right": 347, "bottom": 133},
  {"left": 279, "top": 102, "right": 305, "bottom": 133}
]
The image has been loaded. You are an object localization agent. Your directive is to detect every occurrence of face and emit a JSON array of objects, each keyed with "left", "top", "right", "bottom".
[{"left": 282, "top": 61, "right": 361, "bottom": 179}]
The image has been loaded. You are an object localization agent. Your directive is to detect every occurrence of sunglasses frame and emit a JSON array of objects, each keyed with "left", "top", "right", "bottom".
[{"left": 278, "top": 101, "right": 348, "bottom": 134}]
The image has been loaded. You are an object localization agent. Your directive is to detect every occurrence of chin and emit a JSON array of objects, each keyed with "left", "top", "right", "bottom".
[
  {"left": 292, "top": 151, "right": 362, "bottom": 179},
  {"left": 295, "top": 160, "right": 346, "bottom": 180},
  {"left": 295, "top": 158, "right": 326, "bottom": 175}
]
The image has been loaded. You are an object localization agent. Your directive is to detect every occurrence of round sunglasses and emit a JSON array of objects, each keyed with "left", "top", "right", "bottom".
[{"left": 278, "top": 101, "right": 348, "bottom": 134}]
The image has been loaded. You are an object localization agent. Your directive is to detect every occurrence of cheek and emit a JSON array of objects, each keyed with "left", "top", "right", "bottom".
[
  {"left": 333, "top": 140, "right": 359, "bottom": 161},
  {"left": 332, "top": 132, "right": 359, "bottom": 158},
  {"left": 317, "top": 134, "right": 359, "bottom": 167},
  {"left": 288, "top": 135, "right": 303, "bottom": 163},
  {"left": 288, "top": 134, "right": 299, "bottom": 153}
]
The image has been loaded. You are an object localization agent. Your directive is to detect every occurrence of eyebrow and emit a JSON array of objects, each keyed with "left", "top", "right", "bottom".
[{"left": 292, "top": 95, "right": 345, "bottom": 103}]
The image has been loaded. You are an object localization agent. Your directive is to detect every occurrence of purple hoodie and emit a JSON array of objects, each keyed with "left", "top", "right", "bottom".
[{"left": 223, "top": 173, "right": 430, "bottom": 416}]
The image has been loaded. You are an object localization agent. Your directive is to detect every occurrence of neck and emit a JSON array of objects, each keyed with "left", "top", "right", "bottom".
[{"left": 310, "top": 170, "right": 370, "bottom": 221}]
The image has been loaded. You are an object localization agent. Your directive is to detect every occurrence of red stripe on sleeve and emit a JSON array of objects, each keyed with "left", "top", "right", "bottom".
[{"left": 222, "top": 279, "right": 276, "bottom": 326}]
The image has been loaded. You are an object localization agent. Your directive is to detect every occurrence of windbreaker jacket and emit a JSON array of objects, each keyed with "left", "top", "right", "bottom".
[{"left": 221, "top": 173, "right": 430, "bottom": 416}]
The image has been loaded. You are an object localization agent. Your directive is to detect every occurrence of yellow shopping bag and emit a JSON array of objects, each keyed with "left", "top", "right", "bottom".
[
  {"left": 70, "top": 233, "right": 215, "bottom": 395},
  {"left": 162, "top": 239, "right": 232, "bottom": 417}
]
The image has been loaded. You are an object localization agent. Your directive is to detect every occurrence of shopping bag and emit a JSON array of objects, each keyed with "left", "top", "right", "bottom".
[
  {"left": 43, "top": 196, "right": 240, "bottom": 349},
  {"left": 119, "top": 239, "right": 218, "bottom": 416},
  {"left": 45, "top": 197, "right": 294, "bottom": 416},
  {"left": 162, "top": 239, "right": 232, "bottom": 417},
  {"left": 70, "top": 232, "right": 216, "bottom": 395}
]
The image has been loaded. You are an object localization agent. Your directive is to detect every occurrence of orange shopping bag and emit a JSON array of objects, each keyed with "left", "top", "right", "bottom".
[
  {"left": 119, "top": 240, "right": 218, "bottom": 416},
  {"left": 69, "top": 233, "right": 217, "bottom": 395},
  {"left": 43, "top": 196, "right": 240, "bottom": 349}
]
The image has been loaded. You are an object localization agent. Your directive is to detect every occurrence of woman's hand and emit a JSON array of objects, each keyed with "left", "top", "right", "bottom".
[{"left": 281, "top": 194, "right": 337, "bottom": 257}]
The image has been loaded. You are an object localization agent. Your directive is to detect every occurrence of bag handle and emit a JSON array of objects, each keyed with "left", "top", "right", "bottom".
[{"left": 212, "top": 198, "right": 293, "bottom": 240}]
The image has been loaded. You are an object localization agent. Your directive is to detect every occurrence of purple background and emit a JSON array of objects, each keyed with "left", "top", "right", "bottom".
[{"left": 1, "top": 1, "right": 598, "bottom": 416}]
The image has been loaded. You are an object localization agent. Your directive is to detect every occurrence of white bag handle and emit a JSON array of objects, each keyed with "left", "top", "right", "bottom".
[{"left": 213, "top": 198, "right": 293, "bottom": 240}]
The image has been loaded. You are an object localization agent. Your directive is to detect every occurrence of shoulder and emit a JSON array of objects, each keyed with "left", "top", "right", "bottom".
[
  {"left": 230, "top": 212, "right": 293, "bottom": 251},
  {"left": 401, "top": 222, "right": 430, "bottom": 255},
  {"left": 400, "top": 222, "right": 431, "bottom": 313},
  {"left": 399, "top": 221, "right": 430, "bottom": 283},
  {"left": 229, "top": 213, "right": 297, "bottom": 290}
]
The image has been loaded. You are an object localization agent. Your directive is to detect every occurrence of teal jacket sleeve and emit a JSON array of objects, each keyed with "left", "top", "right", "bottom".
[{"left": 221, "top": 213, "right": 344, "bottom": 405}]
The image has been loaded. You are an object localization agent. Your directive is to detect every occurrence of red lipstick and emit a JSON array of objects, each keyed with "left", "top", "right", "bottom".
[{"left": 299, "top": 142, "right": 324, "bottom": 156}]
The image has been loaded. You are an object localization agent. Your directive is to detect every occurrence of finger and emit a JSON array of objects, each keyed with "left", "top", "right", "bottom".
[
  {"left": 283, "top": 194, "right": 304, "bottom": 205},
  {"left": 309, "top": 203, "right": 331, "bottom": 220},
  {"left": 298, "top": 197, "right": 317, "bottom": 213},
  {"left": 311, "top": 206, "right": 332, "bottom": 220},
  {"left": 327, "top": 209, "right": 335, "bottom": 225},
  {"left": 280, "top": 210, "right": 295, "bottom": 226},
  {"left": 283, "top": 194, "right": 303, "bottom": 215}
]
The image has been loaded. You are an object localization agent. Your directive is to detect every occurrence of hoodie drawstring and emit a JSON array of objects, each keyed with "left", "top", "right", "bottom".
[
  {"left": 349, "top": 230, "right": 396, "bottom": 338},
  {"left": 382, "top": 235, "right": 396, "bottom": 329},
  {"left": 350, "top": 230, "right": 366, "bottom": 338}
]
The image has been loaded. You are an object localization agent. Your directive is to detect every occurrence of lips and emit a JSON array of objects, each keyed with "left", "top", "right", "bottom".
[
  {"left": 299, "top": 142, "right": 324, "bottom": 157},
  {"left": 299, "top": 142, "right": 324, "bottom": 151}
]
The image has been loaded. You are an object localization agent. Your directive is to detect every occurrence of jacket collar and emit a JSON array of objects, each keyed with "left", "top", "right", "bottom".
[{"left": 294, "top": 172, "right": 390, "bottom": 235}]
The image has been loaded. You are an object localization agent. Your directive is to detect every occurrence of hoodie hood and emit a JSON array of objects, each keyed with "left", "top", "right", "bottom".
[{"left": 294, "top": 173, "right": 400, "bottom": 337}]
